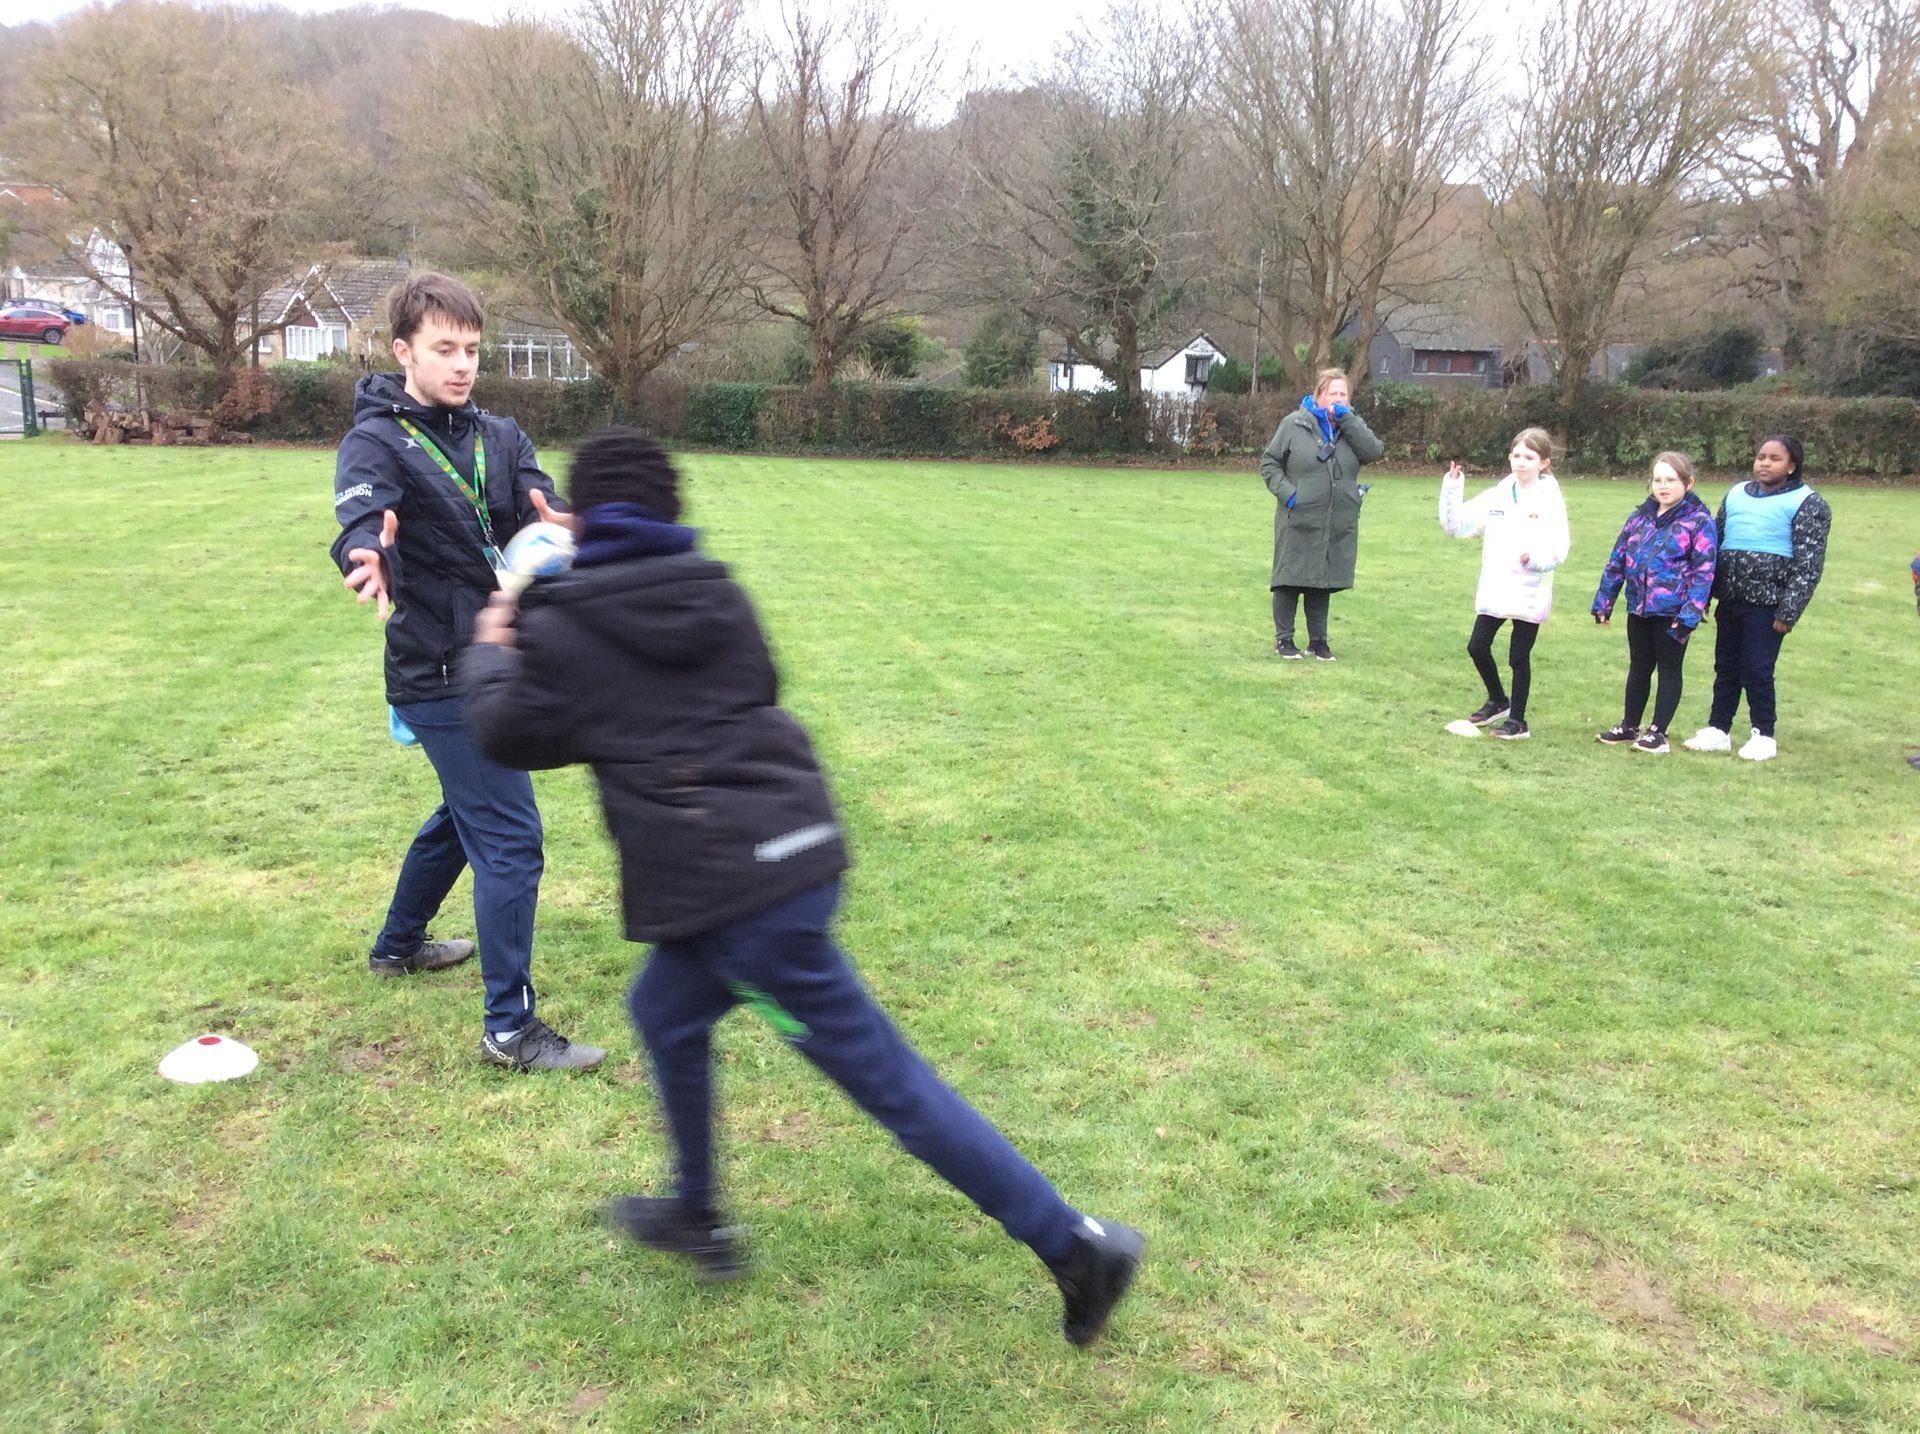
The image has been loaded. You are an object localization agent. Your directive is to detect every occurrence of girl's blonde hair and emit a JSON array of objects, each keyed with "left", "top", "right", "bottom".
[
  {"left": 1313, "top": 367, "right": 1348, "bottom": 401},
  {"left": 1511, "top": 427, "right": 1555, "bottom": 468},
  {"left": 1652, "top": 450, "right": 1695, "bottom": 486}
]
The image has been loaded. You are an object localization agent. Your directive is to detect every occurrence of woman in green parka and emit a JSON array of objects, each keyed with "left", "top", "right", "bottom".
[{"left": 1260, "top": 368, "right": 1385, "bottom": 660}]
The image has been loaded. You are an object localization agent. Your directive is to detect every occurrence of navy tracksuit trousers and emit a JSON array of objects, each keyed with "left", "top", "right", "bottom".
[
  {"left": 374, "top": 696, "right": 544, "bottom": 1034},
  {"left": 629, "top": 881, "right": 1080, "bottom": 1263}
]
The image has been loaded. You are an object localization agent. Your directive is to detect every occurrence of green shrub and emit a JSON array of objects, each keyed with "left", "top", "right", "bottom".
[
  {"left": 37, "top": 359, "right": 1920, "bottom": 473},
  {"left": 963, "top": 309, "right": 1042, "bottom": 389},
  {"left": 686, "top": 382, "right": 770, "bottom": 448},
  {"left": 1624, "top": 323, "right": 1764, "bottom": 390}
]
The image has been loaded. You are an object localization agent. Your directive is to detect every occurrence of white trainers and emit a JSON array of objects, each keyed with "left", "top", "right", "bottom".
[
  {"left": 1738, "top": 728, "right": 1778, "bottom": 761},
  {"left": 1683, "top": 726, "right": 1732, "bottom": 752}
]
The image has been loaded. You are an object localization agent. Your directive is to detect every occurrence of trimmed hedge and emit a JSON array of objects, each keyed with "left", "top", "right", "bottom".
[{"left": 39, "top": 359, "right": 1920, "bottom": 476}]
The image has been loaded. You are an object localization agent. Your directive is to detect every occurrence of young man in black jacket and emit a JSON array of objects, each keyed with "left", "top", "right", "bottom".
[
  {"left": 331, "top": 272, "right": 603, "bottom": 1071},
  {"left": 462, "top": 428, "right": 1143, "bottom": 1346}
]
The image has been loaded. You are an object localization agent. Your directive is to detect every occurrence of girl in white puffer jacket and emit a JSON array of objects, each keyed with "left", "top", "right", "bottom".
[{"left": 1438, "top": 427, "right": 1572, "bottom": 740}]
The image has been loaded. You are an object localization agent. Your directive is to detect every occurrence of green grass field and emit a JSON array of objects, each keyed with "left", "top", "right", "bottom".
[{"left": 3, "top": 437, "right": 1918, "bottom": 1432}]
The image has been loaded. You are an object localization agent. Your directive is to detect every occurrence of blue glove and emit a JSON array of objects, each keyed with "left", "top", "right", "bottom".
[
  {"left": 1331, "top": 403, "right": 1351, "bottom": 420},
  {"left": 1286, "top": 493, "right": 1296, "bottom": 509}
]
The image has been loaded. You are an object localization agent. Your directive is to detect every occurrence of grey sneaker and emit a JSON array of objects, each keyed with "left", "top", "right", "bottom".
[
  {"left": 1632, "top": 728, "right": 1670, "bottom": 754},
  {"left": 369, "top": 938, "right": 474, "bottom": 976},
  {"left": 1047, "top": 1214, "right": 1145, "bottom": 1347},
  {"left": 1467, "top": 698, "right": 1510, "bottom": 726},
  {"left": 1492, "top": 717, "right": 1531, "bottom": 741},
  {"left": 605, "top": 1196, "right": 748, "bottom": 1281},
  {"left": 479, "top": 1018, "right": 606, "bottom": 1072},
  {"left": 1595, "top": 724, "right": 1638, "bottom": 745}
]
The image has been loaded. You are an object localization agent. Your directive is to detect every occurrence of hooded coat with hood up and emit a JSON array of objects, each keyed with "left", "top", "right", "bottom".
[
  {"left": 461, "top": 547, "right": 849, "bottom": 943},
  {"left": 329, "top": 373, "right": 562, "bottom": 704}
]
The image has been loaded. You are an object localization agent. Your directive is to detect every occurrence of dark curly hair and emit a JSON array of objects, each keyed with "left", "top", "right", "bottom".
[{"left": 566, "top": 426, "right": 683, "bottom": 521}]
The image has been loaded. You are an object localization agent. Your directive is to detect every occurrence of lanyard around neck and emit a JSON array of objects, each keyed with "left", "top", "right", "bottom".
[{"left": 395, "top": 416, "right": 499, "bottom": 559}]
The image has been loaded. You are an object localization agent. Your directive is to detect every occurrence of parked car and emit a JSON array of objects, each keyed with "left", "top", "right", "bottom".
[
  {"left": 13, "top": 298, "right": 87, "bottom": 324},
  {"left": 0, "top": 305, "right": 72, "bottom": 344}
]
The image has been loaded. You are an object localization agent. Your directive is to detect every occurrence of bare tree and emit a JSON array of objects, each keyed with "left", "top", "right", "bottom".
[
  {"left": 443, "top": 0, "right": 759, "bottom": 404},
  {"left": 952, "top": 4, "right": 1209, "bottom": 443},
  {"left": 3, "top": 3, "right": 350, "bottom": 373},
  {"left": 746, "top": 2, "right": 952, "bottom": 390},
  {"left": 1213, "top": 0, "right": 1488, "bottom": 387},
  {"left": 1821, "top": 99, "right": 1920, "bottom": 355},
  {"left": 1728, "top": 0, "right": 1920, "bottom": 358},
  {"left": 1486, "top": 0, "right": 1749, "bottom": 404}
]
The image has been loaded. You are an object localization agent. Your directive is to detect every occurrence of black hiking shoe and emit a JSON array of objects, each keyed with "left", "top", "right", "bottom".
[
  {"left": 1467, "top": 698, "right": 1510, "bottom": 727},
  {"left": 1275, "top": 637, "right": 1304, "bottom": 659},
  {"left": 1595, "top": 724, "right": 1638, "bottom": 745},
  {"left": 1306, "top": 639, "right": 1336, "bottom": 661},
  {"left": 1492, "top": 718, "right": 1531, "bottom": 741},
  {"left": 478, "top": 1018, "right": 606, "bottom": 1072},
  {"left": 368, "top": 938, "right": 475, "bottom": 976},
  {"left": 1047, "top": 1215, "right": 1145, "bottom": 1347},
  {"left": 605, "top": 1196, "right": 748, "bottom": 1282}
]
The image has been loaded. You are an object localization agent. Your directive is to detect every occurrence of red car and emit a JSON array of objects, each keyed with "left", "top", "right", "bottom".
[{"left": 0, "top": 305, "right": 72, "bottom": 344}]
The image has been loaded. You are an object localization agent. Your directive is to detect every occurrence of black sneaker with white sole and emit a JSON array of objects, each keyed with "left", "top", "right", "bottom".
[
  {"left": 605, "top": 1196, "right": 748, "bottom": 1281},
  {"left": 1632, "top": 728, "right": 1670, "bottom": 754},
  {"left": 368, "top": 938, "right": 475, "bottom": 976},
  {"left": 1306, "top": 639, "right": 1336, "bottom": 661},
  {"left": 478, "top": 1018, "right": 607, "bottom": 1072},
  {"left": 1275, "top": 637, "right": 1304, "bottom": 659},
  {"left": 1047, "top": 1214, "right": 1145, "bottom": 1347},
  {"left": 1595, "top": 724, "right": 1638, "bottom": 745},
  {"left": 1467, "top": 699, "right": 1510, "bottom": 727},
  {"left": 1492, "top": 718, "right": 1531, "bottom": 740}
]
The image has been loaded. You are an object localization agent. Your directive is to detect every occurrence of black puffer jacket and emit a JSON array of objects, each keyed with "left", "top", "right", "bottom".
[
  {"left": 329, "top": 374, "right": 562, "bottom": 703},
  {"left": 461, "top": 550, "right": 849, "bottom": 942}
]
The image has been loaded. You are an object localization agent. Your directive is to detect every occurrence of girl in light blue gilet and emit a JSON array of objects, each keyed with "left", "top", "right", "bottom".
[{"left": 1681, "top": 435, "right": 1831, "bottom": 762}]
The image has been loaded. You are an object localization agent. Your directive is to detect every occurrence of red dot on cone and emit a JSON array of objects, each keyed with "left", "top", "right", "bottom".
[{"left": 198, "top": 1036, "right": 222, "bottom": 1046}]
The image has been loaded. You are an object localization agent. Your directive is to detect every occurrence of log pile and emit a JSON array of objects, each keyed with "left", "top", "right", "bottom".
[{"left": 73, "top": 404, "right": 251, "bottom": 445}]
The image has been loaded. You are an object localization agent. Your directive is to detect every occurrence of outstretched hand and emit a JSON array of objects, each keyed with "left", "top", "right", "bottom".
[
  {"left": 473, "top": 590, "right": 519, "bottom": 648},
  {"left": 1444, "top": 460, "right": 1464, "bottom": 483},
  {"left": 529, "top": 489, "right": 575, "bottom": 532},
  {"left": 344, "top": 509, "right": 398, "bottom": 621}
]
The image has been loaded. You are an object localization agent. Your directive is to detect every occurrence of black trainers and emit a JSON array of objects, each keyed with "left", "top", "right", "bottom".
[
  {"left": 1275, "top": 637, "right": 1304, "bottom": 659},
  {"left": 1595, "top": 724, "right": 1638, "bottom": 745},
  {"left": 368, "top": 938, "right": 474, "bottom": 976},
  {"left": 478, "top": 1018, "right": 607, "bottom": 1072},
  {"left": 605, "top": 1196, "right": 747, "bottom": 1281},
  {"left": 1492, "top": 718, "right": 1531, "bottom": 741},
  {"left": 1306, "top": 639, "right": 1335, "bottom": 661},
  {"left": 1047, "top": 1214, "right": 1145, "bottom": 1347},
  {"left": 1467, "top": 698, "right": 1510, "bottom": 726},
  {"left": 1632, "top": 728, "right": 1670, "bottom": 754}
]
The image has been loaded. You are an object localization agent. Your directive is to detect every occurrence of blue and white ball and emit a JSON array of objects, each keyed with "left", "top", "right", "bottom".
[{"left": 499, "top": 521, "right": 576, "bottom": 595}]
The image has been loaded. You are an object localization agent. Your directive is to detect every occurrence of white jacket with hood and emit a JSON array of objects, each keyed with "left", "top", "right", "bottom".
[{"left": 1438, "top": 471, "right": 1572, "bottom": 623}]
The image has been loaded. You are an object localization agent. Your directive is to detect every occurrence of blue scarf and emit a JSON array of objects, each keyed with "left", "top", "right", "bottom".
[
  {"left": 573, "top": 502, "right": 698, "bottom": 569},
  {"left": 1300, "top": 395, "right": 1337, "bottom": 446}
]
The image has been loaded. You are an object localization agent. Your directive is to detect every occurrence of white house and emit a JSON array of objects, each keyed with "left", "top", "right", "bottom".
[
  {"left": 3, "top": 228, "right": 140, "bottom": 339},
  {"left": 1046, "top": 332, "right": 1228, "bottom": 396},
  {"left": 257, "top": 258, "right": 413, "bottom": 363}
]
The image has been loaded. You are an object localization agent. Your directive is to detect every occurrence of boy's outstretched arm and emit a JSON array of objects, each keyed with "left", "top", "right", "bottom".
[{"left": 462, "top": 595, "right": 584, "bottom": 772}]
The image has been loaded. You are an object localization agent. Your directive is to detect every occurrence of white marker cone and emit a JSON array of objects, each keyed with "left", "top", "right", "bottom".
[
  {"left": 159, "top": 1034, "right": 260, "bottom": 1084},
  {"left": 1443, "top": 719, "right": 1483, "bottom": 738}
]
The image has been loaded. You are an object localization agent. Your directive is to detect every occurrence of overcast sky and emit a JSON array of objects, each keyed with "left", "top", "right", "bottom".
[{"left": 0, "top": 0, "right": 1141, "bottom": 83}]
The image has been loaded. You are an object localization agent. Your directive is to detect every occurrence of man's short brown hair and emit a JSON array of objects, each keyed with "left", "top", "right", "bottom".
[{"left": 388, "top": 271, "right": 485, "bottom": 343}]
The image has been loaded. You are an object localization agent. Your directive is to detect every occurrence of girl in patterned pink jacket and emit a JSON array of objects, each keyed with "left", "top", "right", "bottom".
[{"left": 1590, "top": 452, "right": 1718, "bottom": 754}]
